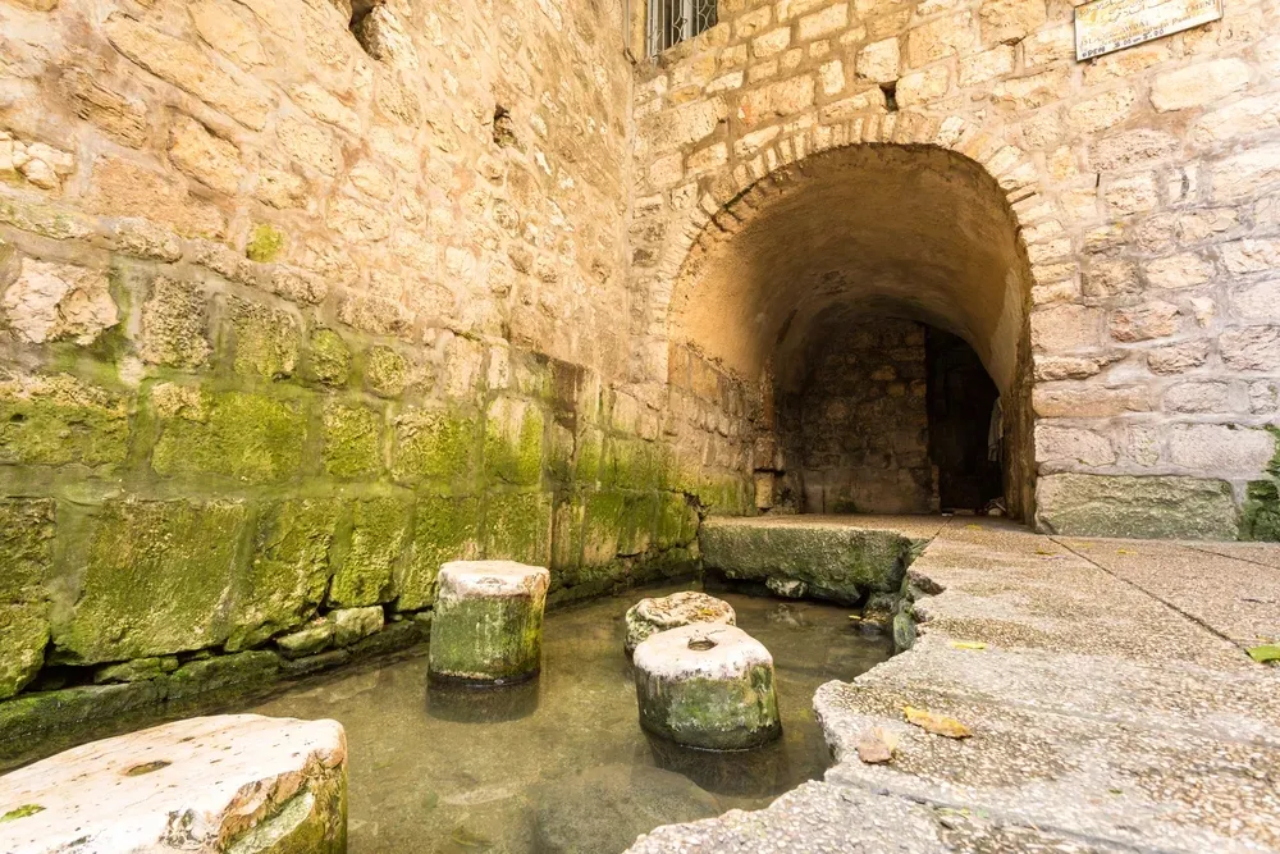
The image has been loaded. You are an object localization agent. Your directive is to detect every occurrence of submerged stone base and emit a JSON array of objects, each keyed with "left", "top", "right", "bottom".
[{"left": 0, "top": 714, "right": 347, "bottom": 853}]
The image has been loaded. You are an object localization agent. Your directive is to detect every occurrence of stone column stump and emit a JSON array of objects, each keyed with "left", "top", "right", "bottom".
[
  {"left": 633, "top": 624, "right": 781, "bottom": 750},
  {"left": 624, "top": 590, "right": 736, "bottom": 653},
  {"left": 428, "top": 560, "right": 551, "bottom": 685},
  {"left": 0, "top": 714, "right": 347, "bottom": 854}
]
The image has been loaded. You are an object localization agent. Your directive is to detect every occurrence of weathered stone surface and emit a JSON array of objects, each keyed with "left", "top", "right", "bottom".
[
  {"left": 1035, "top": 474, "right": 1238, "bottom": 539},
  {"left": 701, "top": 517, "right": 915, "bottom": 604},
  {"left": 624, "top": 591, "right": 736, "bottom": 653},
  {"left": 633, "top": 624, "right": 781, "bottom": 750},
  {"left": 0, "top": 373, "right": 130, "bottom": 468},
  {"left": 0, "top": 715, "right": 346, "bottom": 853},
  {"left": 428, "top": 560, "right": 550, "bottom": 684},
  {"left": 103, "top": 14, "right": 272, "bottom": 129},
  {"left": 2, "top": 259, "right": 118, "bottom": 345},
  {"left": 54, "top": 500, "right": 249, "bottom": 664},
  {"left": 0, "top": 501, "right": 54, "bottom": 700}
]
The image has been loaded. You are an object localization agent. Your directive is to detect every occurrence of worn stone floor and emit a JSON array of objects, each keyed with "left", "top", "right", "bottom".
[{"left": 629, "top": 517, "right": 1280, "bottom": 853}]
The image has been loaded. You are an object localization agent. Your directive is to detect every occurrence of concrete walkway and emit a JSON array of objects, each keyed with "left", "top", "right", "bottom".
[{"left": 629, "top": 517, "right": 1280, "bottom": 853}]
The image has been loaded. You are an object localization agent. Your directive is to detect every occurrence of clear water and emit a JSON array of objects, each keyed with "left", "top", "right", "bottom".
[{"left": 248, "top": 584, "right": 892, "bottom": 854}]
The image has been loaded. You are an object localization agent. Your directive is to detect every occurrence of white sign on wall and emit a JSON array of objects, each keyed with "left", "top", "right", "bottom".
[{"left": 1075, "top": 0, "right": 1224, "bottom": 60}]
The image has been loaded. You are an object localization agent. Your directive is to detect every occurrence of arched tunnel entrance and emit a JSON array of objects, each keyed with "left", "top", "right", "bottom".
[{"left": 668, "top": 144, "right": 1036, "bottom": 520}]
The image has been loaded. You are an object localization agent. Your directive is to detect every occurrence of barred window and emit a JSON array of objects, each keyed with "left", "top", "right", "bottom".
[{"left": 647, "top": 0, "right": 718, "bottom": 56}]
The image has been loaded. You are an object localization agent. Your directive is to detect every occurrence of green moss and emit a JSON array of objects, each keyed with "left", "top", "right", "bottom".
[
  {"left": 226, "top": 500, "right": 340, "bottom": 652},
  {"left": 636, "top": 665, "right": 780, "bottom": 750},
  {"left": 1240, "top": 427, "right": 1280, "bottom": 541},
  {"left": 322, "top": 401, "right": 383, "bottom": 478},
  {"left": 396, "top": 495, "right": 481, "bottom": 611},
  {"left": 699, "top": 521, "right": 912, "bottom": 604},
  {"left": 226, "top": 296, "right": 301, "bottom": 379},
  {"left": 246, "top": 223, "right": 286, "bottom": 263},
  {"left": 485, "top": 491, "right": 552, "bottom": 566},
  {"left": 574, "top": 428, "right": 603, "bottom": 485},
  {"left": 152, "top": 389, "right": 305, "bottom": 484},
  {"left": 604, "top": 440, "right": 669, "bottom": 491},
  {"left": 0, "top": 606, "right": 48, "bottom": 701},
  {"left": 365, "top": 346, "right": 408, "bottom": 397},
  {"left": 485, "top": 399, "right": 544, "bottom": 486},
  {"left": 0, "top": 374, "right": 130, "bottom": 468},
  {"left": 655, "top": 492, "right": 699, "bottom": 550},
  {"left": 1, "top": 804, "right": 45, "bottom": 823},
  {"left": 307, "top": 329, "right": 351, "bottom": 386},
  {"left": 390, "top": 406, "right": 481, "bottom": 488},
  {"left": 550, "top": 497, "right": 585, "bottom": 573},
  {"left": 163, "top": 650, "right": 280, "bottom": 702},
  {"left": 619, "top": 494, "right": 658, "bottom": 557},
  {"left": 581, "top": 491, "right": 625, "bottom": 567},
  {"left": 429, "top": 592, "right": 545, "bottom": 682},
  {"left": 55, "top": 500, "right": 249, "bottom": 664},
  {"left": 328, "top": 497, "right": 410, "bottom": 607}
]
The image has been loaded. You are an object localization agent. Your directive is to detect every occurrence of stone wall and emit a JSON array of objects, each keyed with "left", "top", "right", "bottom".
[
  {"left": 629, "top": 0, "right": 1280, "bottom": 540},
  {"left": 777, "top": 316, "right": 936, "bottom": 514},
  {"left": 0, "top": 0, "right": 712, "bottom": 712}
]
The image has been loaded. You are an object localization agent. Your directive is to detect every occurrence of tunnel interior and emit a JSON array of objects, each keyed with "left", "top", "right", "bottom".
[{"left": 669, "top": 144, "right": 1035, "bottom": 519}]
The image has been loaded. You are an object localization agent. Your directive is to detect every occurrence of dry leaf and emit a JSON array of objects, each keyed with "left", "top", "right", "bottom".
[
  {"left": 903, "top": 706, "right": 972, "bottom": 739},
  {"left": 1116, "top": 548, "right": 1136, "bottom": 555},
  {"left": 855, "top": 726, "right": 899, "bottom": 764},
  {"left": 948, "top": 640, "right": 987, "bottom": 651}
]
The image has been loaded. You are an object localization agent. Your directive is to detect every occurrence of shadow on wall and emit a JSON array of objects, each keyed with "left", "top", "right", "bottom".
[
  {"left": 773, "top": 315, "right": 1003, "bottom": 515},
  {"left": 666, "top": 144, "right": 1036, "bottom": 519}
]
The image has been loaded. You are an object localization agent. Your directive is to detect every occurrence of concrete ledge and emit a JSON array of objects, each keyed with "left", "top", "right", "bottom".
[{"left": 699, "top": 515, "right": 939, "bottom": 605}]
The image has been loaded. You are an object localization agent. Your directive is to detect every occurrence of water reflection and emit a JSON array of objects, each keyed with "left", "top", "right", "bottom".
[{"left": 248, "top": 584, "right": 892, "bottom": 854}]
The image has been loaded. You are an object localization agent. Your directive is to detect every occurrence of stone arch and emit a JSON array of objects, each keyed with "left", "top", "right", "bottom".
[{"left": 651, "top": 111, "right": 1059, "bottom": 519}]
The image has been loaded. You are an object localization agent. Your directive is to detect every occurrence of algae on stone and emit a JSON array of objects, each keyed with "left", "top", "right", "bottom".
[
  {"left": 1035, "top": 474, "right": 1239, "bottom": 540},
  {"left": 54, "top": 500, "right": 249, "bottom": 664},
  {"left": 0, "top": 373, "right": 130, "bottom": 468},
  {"left": 245, "top": 223, "right": 285, "bottom": 262},
  {"left": 484, "top": 397, "right": 545, "bottom": 486},
  {"left": 152, "top": 389, "right": 305, "bottom": 484},
  {"left": 322, "top": 401, "right": 383, "bottom": 478},
  {"left": 226, "top": 499, "right": 339, "bottom": 651},
  {"left": 396, "top": 495, "right": 481, "bottom": 611},
  {"left": 700, "top": 520, "right": 911, "bottom": 604},
  {"left": 327, "top": 497, "right": 410, "bottom": 607},
  {"left": 365, "top": 346, "right": 408, "bottom": 397},
  {"left": 485, "top": 491, "right": 553, "bottom": 567},
  {"left": 306, "top": 328, "right": 350, "bottom": 386},
  {"left": 390, "top": 406, "right": 480, "bottom": 487},
  {"left": 428, "top": 561, "right": 549, "bottom": 684},
  {"left": 226, "top": 296, "right": 301, "bottom": 379}
]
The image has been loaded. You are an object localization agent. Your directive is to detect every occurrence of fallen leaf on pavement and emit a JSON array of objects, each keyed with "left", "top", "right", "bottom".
[
  {"left": 855, "top": 726, "right": 900, "bottom": 764},
  {"left": 904, "top": 706, "right": 972, "bottom": 738},
  {"left": 948, "top": 640, "right": 987, "bottom": 650},
  {"left": 1247, "top": 644, "right": 1280, "bottom": 663}
]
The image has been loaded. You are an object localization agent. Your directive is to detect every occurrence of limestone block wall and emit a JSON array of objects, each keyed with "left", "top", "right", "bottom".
[
  {"left": 778, "top": 317, "right": 937, "bottom": 514},
  {"left": 0, "top": 0, "right": 710, "bottom": 711},
  {"left": 629, "top": 0, "right": 1280, "bottom": 540}
]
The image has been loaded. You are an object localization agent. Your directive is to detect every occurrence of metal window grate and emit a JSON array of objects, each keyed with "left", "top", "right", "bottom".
[{"left": 647, "top": 0, "right": 717, "bottom": 56}]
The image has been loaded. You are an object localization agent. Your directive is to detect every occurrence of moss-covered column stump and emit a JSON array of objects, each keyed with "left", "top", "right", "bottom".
[
  {"left": 428, "top": 560, "right": 551, "bottom": 685},
  {"left": 624, "top": 591, "right": 736, "bottom": 654},
  {"left": 633, "top": 625, "right": 781, "bottom": 750}
]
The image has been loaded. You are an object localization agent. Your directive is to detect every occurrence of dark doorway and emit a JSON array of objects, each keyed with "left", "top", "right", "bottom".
[{"left": 925, "top": 328, "right": 1003, "bottom": 513}]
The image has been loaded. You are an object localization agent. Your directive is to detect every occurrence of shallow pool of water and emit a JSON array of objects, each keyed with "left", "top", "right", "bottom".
[{"left": 248, "top": 584, "right": 892, "bottom": 853}]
